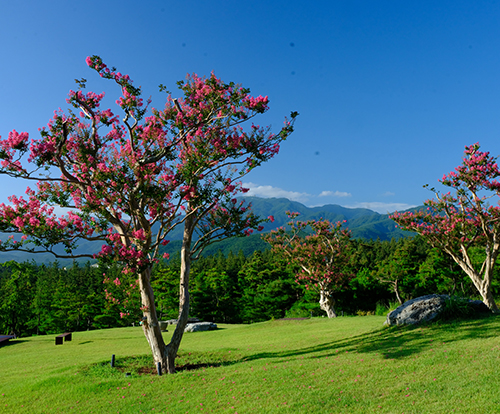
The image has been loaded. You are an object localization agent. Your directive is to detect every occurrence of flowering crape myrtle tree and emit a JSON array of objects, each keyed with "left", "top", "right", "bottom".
[
  {"left": 391, "top": 143, "right": 500, "bottom": 312},
  {"left": 0, "top": 56, "right": 297, "bottom": 373},
  {"left": 263, "top": 212, "right": 352, "bottom": 317}
]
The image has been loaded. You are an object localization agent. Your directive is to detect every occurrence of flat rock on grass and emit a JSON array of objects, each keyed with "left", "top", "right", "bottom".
[{"left": 184, "top": 322, "right": 217, "bottom": 332}]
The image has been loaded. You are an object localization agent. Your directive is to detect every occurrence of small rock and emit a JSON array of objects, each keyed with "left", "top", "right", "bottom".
[
  {"left": 162, "top": 317, "right": 200, "bottom": 326},
  {"left": 468, "top": 300, "right": 490, "bottom": 313},
  {"left": 184, "top": 322, "right": 217, "bottom": 332}
]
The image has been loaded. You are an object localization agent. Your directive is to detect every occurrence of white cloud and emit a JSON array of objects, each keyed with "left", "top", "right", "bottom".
[
  {"left": 319, "top": 190, "right": 352, "bottom": 198},
  {"left": 242, "top": 182, "right": 310, "bottom": 203},
  {"left": 241, "top": 183, "right": 415, "bottom": 214},
  {"left": 381, "top": 191, "right": 395, "bottom": 197},
  {"left": 342, "top": 202, "right": 416, "bottom": 214}
]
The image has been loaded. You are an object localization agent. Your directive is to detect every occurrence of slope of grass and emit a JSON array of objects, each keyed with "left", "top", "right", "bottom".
[{"left": 1, "top": 315, "right": 499, "bottom": 413}]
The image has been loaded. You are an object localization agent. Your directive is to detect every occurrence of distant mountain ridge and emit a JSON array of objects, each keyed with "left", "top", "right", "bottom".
[
  {"left": 167, "top": 197, "right": 415, "bottom": 257},
  {"left": 238, "top": 196, "right": 413, "bottom": 240},
  {"left": 0, "top": 197, "right": 415, "bottom": 263}
]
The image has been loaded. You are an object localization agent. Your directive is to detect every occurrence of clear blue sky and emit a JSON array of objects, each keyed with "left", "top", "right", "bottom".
[{"left": 1, "top": 0, "right": 500, "bottom": 213}]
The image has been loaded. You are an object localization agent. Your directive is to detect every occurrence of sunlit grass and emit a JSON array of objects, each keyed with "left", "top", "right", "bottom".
[{"left": 1, "top": 315, "right": 499, "bottom": 413}]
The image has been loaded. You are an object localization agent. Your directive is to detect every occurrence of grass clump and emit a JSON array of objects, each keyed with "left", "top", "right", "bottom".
[{"left": 375, "top": 300, "right": 400, "bottom": 316}]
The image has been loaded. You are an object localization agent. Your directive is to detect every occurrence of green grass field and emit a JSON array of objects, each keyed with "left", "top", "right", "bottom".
[{"left": 1, "top": 315, "right": 499, "bottom": 413}]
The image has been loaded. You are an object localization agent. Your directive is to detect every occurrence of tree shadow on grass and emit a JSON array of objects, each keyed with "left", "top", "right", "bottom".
[
  {"left": 83, "top": 315, "right": 500, "bottom": 375},
  {"left": 0, "top": 339, "right": 28, "bottom": 347},
  {"left": 239, "top": 314, "right": 500, "bottom": 363},
  {"left": 85, "top": 350, "right": 241, "bottom": 376},
  {"left": 354, "top": 314, "right": 499, "bottom": 359}
]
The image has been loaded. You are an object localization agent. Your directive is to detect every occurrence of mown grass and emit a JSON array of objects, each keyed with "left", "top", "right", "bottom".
[{"left": 1, "top": 315, "right": 499, "bottom": 413}]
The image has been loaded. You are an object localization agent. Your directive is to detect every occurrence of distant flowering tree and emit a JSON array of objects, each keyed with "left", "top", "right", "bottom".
[
  {"left": 391, "top": 143, "right": 500, "bottom": 312},
  {"left": 0, "top": 56, "right": 297, "bottom": 373},
  {"left": 263, "top": 212, "right": 352, "bottom": 317}
]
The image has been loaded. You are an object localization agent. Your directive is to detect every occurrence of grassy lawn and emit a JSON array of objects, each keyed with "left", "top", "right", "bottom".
[{"left": 1, "top": 315, "right": 499, "bottom": 413}]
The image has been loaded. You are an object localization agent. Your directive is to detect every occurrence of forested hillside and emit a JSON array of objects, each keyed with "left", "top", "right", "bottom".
[
  {"left": 2, "top": 236, "right": 495, "bottom": 337},
  {"left": 160, "top": 197, "right": 414, "bottom": 257},
  {"left": 5, "top": 198, "right": 474, "bottom": 339},
  {"left": 0, "top": 197, "right": 414, "bottom": 264}
]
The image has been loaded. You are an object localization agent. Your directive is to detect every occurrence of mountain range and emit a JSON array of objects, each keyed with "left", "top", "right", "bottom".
[
  {"left": 0, "top": 197, "right": 414, "bottom": 264},
  {"left": 183, "top": 197, "right": 414, "bottom": 257}
]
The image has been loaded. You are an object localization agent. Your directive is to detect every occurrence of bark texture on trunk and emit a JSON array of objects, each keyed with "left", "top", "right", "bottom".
[
  {"left": 454, "top": 255, "right": 499, "bottom": 313},
  {"left": 471, "top": 274, "right": 499, "bottom": 313},
  {"left": 139, "top": 266, "right": 168, "bottom": 372},
  {"left": 394, "top": 279, "right": 403, "bottom": 305},
  {"left": 139, "top": 210, "right": 195, "bottom": 374},
  {"left": 164, "top": 212, "right": 195, "bottom": 373},
  {"left": 137, "top": 207, "right": 207, "bottom": 374},
  {"left": 319, "top": 288, "right": 337, "bottom": 318}
]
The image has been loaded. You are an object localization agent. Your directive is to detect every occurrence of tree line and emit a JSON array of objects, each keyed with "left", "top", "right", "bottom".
[{"left": 2, "top": 235, "right": 496, "bottom": 337}]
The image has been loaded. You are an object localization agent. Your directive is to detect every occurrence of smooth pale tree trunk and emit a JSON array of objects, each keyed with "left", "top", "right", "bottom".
[
  {"left": 393, "top": 279, "right": 403, "bottom": 306},
  {"left": 139, "top": 212, "right": 195, "bottom": 374},
  {"left": 319, "top": 288, "right": 337, "bottom": 318},
  {"left": 164, "top": 211, "right": 195, "bottom": 373},
  {"left": 463, "top": 268, "right": 499, "bottom": 313},
  {"left": 139, "top": 266, "right": 168, "bottom": 371},
  {"left": 449, "top": 247, "right": 499, "bottom": 313}
]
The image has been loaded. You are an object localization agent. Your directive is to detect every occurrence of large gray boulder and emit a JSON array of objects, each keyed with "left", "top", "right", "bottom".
[
  {"left": 184, "top": 322, "right": 217, "bottom": 332},
  {"left": 385, "top": 294, "right": 447, "bottom": 326},
  {"left": 385, "top": 294, "right": 490, "bottom": 326},
  {"left": 384, "top": 295, "right": 490, "bottom": 325}
]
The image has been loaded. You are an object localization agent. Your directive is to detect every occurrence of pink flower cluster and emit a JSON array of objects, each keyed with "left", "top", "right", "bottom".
[{"left": 242, "top": 95, "right": 269, "bottom": 112}]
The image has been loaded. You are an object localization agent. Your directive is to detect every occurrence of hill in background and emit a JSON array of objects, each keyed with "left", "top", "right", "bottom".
[
  {"left": 173, "top": 197, "right": 414, "bottom": 257},
  {"left": 0, "top": 197, "right": 415, "bottom": 263}
]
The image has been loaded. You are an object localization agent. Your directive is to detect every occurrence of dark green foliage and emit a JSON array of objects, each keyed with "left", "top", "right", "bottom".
[
  {"left": 0, "top": 260, "right": 138, "bottom": 336},
  {"left": 191, "top": 267, "right": 238, "bottom": 323},
  {"left": 0, "top": 261, "right": 37, "bottom": 336},
  {"left": 373, "top": 236, "right": 429, "bottom": 304},
  {"left": 33, "top": 261, "right": 110, "bottom": 333},
  {"left": 417, "top": 248, "right": 472, "bottom": 296},
  {"left": 237, "top": 251, "right": 300, "bottom": 322},
  {"left": 1, "top": 234, "right": 497, "bottom": 337},
  {"left": 151, "top": 261, "right": 181, "bottom": 320},
  {"left": 437, "top": 296, "right": 479, "bottom": 321}
]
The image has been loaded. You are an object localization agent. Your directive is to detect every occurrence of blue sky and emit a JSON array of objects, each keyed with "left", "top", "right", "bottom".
[{"left": 1, "top": 1, "right": 500, "bottom": 213}]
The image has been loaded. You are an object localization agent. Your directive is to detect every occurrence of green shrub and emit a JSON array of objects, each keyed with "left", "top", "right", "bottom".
[
  {"left": 284, "top": 305, "right": 312, "bottom": 318},
  {"left": 438, "top": 296, "right": 477, "bottom": 321},
  {"left": 356, "top": 310, "right": 375, "bottom": 316},
  {"left": 375, "top": 302, "right": 387, "bottom": 316},
  {"left": 375, "top": 300, "right": 400, "bottom": 316}
]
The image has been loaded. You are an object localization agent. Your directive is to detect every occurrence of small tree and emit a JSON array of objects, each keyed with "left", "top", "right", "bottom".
[
  {"left": 374, "top": 237, "right": 428, "bottom": 305},
  {"left": 0, "top": 56, "right": 297, "bottom": 372},
  {"left": 391, "top": 143, "right": 500, "bottom": 312},
  {"left": 263, "top": 212, "right": 352, "bottom": 317},
  {"left": 0, "top": 262, "right": 36, "bottom": 336}
]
